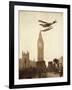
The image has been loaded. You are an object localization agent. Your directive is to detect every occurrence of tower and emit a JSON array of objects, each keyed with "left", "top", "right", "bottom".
[
  {"left": 37, "top": 31, "right": 44, "bottom": 61},
  {"left": 37, "top": 31, "right": 46, "bottom": 78},
  {"left": 22, "top": 51, "right": 30, "bottom": 68}
]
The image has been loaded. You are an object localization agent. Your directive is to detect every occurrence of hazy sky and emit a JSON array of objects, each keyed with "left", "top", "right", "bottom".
[{"left": 18, "top": 10, "right": 63, "bottom": 64}]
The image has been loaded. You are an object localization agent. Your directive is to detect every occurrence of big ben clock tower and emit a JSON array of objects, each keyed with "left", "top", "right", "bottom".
[{"left": 37, "top": 31, "right": 44, "bottom": 61}]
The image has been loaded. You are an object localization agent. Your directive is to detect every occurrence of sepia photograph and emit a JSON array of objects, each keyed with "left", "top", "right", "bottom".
[{"left": 19, "top": 11, "right": 63, "bottom": 79}]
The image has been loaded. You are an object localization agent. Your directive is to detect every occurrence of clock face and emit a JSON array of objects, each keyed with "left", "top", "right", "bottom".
[{"left": 38, "top": 42, "right": 42, "bottom": 48}]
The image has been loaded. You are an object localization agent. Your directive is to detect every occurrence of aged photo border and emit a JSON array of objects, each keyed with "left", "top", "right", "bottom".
[{"left": 9, "top": 1, "right": 70, "bottom": 89}]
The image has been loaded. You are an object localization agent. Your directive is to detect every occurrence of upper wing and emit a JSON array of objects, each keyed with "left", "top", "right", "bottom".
[{"left": 38, "top": 20, "right": 47, "bottom": 23}]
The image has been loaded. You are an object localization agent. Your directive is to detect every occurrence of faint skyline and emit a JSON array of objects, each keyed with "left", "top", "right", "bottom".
[{"left": 18, "top": 10, "right": 63, "bottom": 65}]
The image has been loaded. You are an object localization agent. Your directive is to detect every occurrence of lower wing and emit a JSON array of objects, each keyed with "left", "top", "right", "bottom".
[{"left": 41, "top": 27, "right": 53, "bottom": 32}]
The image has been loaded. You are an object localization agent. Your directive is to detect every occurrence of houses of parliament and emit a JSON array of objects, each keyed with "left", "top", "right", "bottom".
[{"left": 19, "top": 31, "right": 63, "bottom": 79}]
